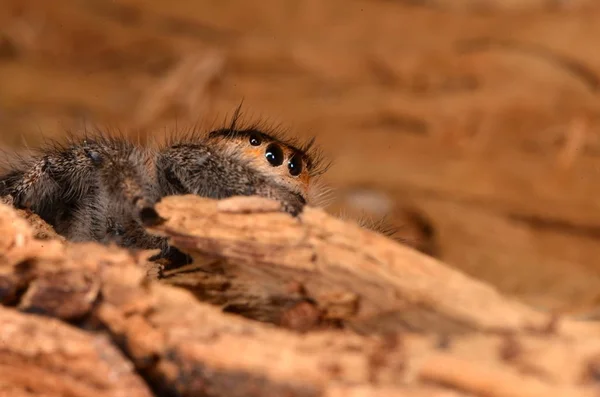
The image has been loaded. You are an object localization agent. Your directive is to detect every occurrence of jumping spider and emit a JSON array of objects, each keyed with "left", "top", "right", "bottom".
[
  {"left": 0, "top": 110, "right": 406, "bottom": 272},
  {"left": 0, "top": 116, "right": 329, "bottom": 266}
]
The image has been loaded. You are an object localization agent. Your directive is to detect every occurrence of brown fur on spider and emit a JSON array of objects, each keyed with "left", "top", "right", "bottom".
[{"left": 0, "top": 108, "right": 397, "bottom": 269}]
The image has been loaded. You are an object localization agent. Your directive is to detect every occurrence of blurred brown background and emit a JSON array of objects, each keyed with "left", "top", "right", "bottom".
[{"left": 1, "top": 0, "right": 600, "bottom": 313}]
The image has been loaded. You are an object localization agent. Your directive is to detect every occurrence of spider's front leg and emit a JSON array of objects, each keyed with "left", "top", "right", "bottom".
[{"left": 67, "top": 139, "right": 167, "bottom": 249}]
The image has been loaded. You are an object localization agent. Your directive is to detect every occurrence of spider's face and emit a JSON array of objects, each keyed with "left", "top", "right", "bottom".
[{"left": 208, "top": 130, "right": 313, "bottom": 201}]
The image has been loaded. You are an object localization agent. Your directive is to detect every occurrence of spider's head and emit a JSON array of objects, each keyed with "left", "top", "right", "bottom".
[{"left": 206, "top": 128, "right": 329, "bottom": 206}]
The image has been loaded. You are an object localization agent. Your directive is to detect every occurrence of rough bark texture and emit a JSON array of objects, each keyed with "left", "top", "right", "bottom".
[
  {"left": 2, "top": 196, "right": 600, "bottom": 397},
  {"left": 152, "top": 195, "right": 553, "bottom": 334}
]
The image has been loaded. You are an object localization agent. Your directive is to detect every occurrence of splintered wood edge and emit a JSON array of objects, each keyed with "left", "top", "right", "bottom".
[
  {"left": 2, "top": 200, "right": 600, "bottom": 397},
  {"left": 149, "top": 195, "right": 600, "bottom": 336}
]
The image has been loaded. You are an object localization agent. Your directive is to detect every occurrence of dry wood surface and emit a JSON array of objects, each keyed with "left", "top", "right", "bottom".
[
  {"left": 2, "top": 196, "right": 600, "bottom": 397},
  {"left": 3, "top": 1, "right": 600, "bottom": 395}
]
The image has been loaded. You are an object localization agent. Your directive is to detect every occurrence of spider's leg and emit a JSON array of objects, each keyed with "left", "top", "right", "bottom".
[{"left": 71, "top": 138, "right": 168, "bottom": 251}]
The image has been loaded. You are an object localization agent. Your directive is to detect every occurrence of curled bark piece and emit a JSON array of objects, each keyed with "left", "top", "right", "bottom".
[{"left": 149, "top": 195, "right": 594, "bottom": 335}]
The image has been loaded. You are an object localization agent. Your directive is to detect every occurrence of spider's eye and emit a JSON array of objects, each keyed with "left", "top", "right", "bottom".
[
  {"left": 85, "top": 149, "right": 102, "bottom": 166},
  {"left": 265, "top": 144, "right": 284, "bottom": 166},
  {"left": 249, "top": 133, "right": 262, "bottom": 146},
  {"left": 287, "top": 153, "right": 303, "bottom": 176}
]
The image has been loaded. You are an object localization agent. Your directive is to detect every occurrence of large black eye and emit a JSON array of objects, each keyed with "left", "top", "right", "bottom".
[
  {"left": 84, "top": 149, "right": 102, "bottom": 166},
  {"left": 287, "top": 153, "right": 303, "bottom": 176},
  {"left": 249, "top": 133, "right": 262, "bottom": 146},
  {"left": 265, "top": 144, "right": 284, "bottom": 166}
]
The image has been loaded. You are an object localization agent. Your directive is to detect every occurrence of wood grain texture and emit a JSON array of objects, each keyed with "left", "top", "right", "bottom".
[
  {"left": 152, "top": 195, "right": 563, "bottom": 334},
  {"left": 3, "top": 197, "right": 600, "bottom": 396}
]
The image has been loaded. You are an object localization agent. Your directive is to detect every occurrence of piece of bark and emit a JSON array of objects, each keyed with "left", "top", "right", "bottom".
[
  {"left": 0, "top": 196, "right": 35, "bottom": 253},
  {"left": 148, "top": 195, "right": 598, "bottom": 336},
  {"left": 3, "top": 245, "right": 600, "bottom": 397},
  {"left": 0, "top": 194, "right": 65, "bottom": 242},
  {"left": 0, "top": 306, "right": 153, "bottom": 397},
  {"left": 418, "top": 353, "right": 595, "bottom": 397},
  {"left": 2, "top": 199, "right": 600, "bottom": 396}
]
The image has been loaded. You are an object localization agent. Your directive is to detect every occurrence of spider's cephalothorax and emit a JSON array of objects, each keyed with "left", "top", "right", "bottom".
[
  {"left": 0, "top": 123, "right": 328, "bottom": 264},
  {"left": 156, "top": 127, "right": 327, "bottom": 216}
]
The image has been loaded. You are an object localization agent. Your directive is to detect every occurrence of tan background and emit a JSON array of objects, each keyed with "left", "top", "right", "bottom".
[{"left": 1, "top": 0, "right": 600, "bottom": 313}]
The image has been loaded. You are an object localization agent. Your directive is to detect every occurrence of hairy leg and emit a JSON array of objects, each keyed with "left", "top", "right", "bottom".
[{"left": 67, "top": 137, "right": 167, "bottom": 249}]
